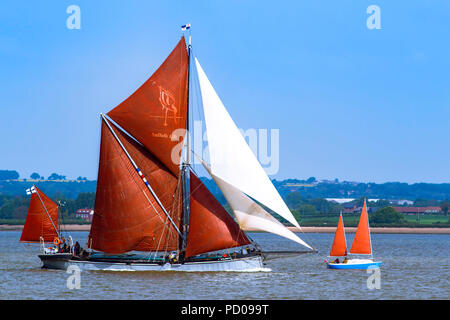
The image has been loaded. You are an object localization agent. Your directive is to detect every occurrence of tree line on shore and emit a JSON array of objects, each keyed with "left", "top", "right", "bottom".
[
  {"left": 0, "top": 192, "right": 95, "bottom": 223},
  {"left": 0, "top": 170, "right": 87, "bottom": 181}
]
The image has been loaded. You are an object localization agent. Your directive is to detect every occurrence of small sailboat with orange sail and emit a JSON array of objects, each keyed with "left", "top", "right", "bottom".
[
  {"left": 326, "top": 200, "right": 381, "bottom": 269},
  {"left": 20, "top": 185, "right": 73, "bottom": 259}
]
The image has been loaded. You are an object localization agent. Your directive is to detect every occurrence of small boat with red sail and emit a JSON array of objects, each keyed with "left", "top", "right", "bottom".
[
  {"left": 20, "top": 185, "right": 73, "bottom": 261},
  {"left": 32, "top": 29, "right": 314, "bottom": 272},
  {"left": 326, "top": 200, "right": 381, "bottom": 270}
]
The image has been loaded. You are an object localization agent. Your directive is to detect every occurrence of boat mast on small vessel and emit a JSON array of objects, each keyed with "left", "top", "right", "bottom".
[
  {"left": 326, "top": 200, "right": 382, "bottom": 270},
  {"left": 35, "top": 29, "right": 314, "bottom": 272}
]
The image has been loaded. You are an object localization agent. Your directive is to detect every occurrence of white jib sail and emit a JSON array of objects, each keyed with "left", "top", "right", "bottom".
[
  {"left": 200, "top": 158, "right": 313, "bottom": 250},
  {"left": 194, "top": 57, "right": 301, "bottom": 229}
]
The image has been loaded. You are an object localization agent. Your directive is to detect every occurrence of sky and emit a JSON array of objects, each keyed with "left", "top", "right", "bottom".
[{"left": 0, "top": 0, "right": 449, "bottom": 183}]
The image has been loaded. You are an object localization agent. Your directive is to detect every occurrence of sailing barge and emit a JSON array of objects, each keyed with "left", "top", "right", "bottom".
[{"left": 24, "top": 33, "right": 314, "bottom": 272}]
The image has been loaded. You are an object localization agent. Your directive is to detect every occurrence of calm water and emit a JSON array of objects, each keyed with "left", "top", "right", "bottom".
[{"left": 0, "top": 231, "right": 448, "bottom": 300}]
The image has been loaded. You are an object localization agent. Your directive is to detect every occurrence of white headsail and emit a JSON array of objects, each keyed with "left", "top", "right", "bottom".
[
  {"left": 194, "top": 57, "right": 301, "bottom": 229},
  {"left": 199, "top": 158, "right": 313, "bottom": 250}
]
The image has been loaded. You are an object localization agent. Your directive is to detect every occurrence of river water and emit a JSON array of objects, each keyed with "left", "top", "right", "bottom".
[{"left": 0, "top": 231, "right": 448, "bottom": 300}]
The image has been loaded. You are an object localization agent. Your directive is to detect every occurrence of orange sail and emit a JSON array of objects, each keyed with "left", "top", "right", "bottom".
[
  {"left": 107, "top": 37, "right": 188, "bottom": 175},
  {"left": 20, "top": 186, "right": 59, "bottom": 243},
  {"left": 88, "top": 121, "right": 181, "bottom": 254},
  {"left": 349, "top": 200, "right": 372, "bottom": 255},
  {"left": 185, "top": 172, "right": 251, "bottom": 258},
  {"left": 329, "top": 214, "right": 347, "bottom": 257}
]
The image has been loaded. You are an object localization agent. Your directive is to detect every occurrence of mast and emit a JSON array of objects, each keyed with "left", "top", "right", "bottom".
[
  {"left": 366, "top": 198, "right": 374, "bottom": 257},
  {"left": 181, "top": 34, "right": 192, "bottom": 256},
  {"left": 341, "top": 212, "right": 347, "bottom": 255}
]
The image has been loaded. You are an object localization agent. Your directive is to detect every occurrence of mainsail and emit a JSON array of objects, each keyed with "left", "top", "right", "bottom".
[
  {"left": 89, "top": 120, "right": 182, "bottom": 254},
  {"left": 20, "top": 186, "right": 59, "bottom": 243},
  {"left": 194, "top": 58, "right": 301, "bottom": 229},
  {"left": 329, "top": 214, "right": 347, "bottom": 257},
  {"left": 349, "top": 200, "right": 372, "bottom": 255}
]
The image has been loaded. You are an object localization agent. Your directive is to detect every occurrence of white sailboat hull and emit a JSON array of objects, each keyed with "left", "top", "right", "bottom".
[{"left": 39, "top": 255, "right": 268, "bottom": 272}]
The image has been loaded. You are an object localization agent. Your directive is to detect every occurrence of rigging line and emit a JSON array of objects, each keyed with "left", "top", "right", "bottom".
[
  {"left": 151, "top": 207, "right": 171, "bottom": 260},
  {"left": 295, "top": 223, "right": 316, "bottom": 251},
  {"left": 101, "top": 114, "right": 183, "bottom": 237}
]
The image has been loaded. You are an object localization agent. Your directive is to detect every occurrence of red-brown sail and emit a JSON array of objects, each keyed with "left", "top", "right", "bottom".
[
  {"left": 107, "top": 37, "right": 188, "bottom": 175},
  {"left": 88, "top": 121, "right": 181, "bottom": 254},
  {"left": 185, "top": 172, "right": 251, "bottom": 258},
  {"left": 329, "top": 214, "right": 347, "bottom": 257},
  {"left": 110, "top": 121, "right": 183, "bottom": 225},
  {"left": 20, "top": 186, "right": 59, "bottom": 243},
  {"left": 349, "top": 200, "right": 372, "bottom": 255}
]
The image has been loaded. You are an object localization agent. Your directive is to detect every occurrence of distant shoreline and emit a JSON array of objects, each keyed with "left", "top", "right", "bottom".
[
  {"left": 2, "top": 224, "right": 450, "bottom": 234},
  {"left": 288, "top": 226, "right": 450, "bottom": 234}
]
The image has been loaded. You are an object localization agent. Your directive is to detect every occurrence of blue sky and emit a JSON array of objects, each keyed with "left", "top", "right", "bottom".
[{"left": 0, "top": 1, "right": 449, "bottom": 183}]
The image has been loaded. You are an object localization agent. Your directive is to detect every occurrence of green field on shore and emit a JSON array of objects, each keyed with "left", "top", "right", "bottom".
[{"left": 298, "top": 214, "right": 450, "bottom": 227}]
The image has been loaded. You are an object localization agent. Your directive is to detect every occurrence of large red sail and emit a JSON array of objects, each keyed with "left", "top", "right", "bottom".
[
  {"left": 329, "top": 214, "right": 347, "bottom": 257},
  {"left": 89, "top": 121, "right": 181, "bottom": 254},
  {"left": 107, "top": 37, "right": 188, "bottom": 175},
  {"left": 110, "top": 121, "right": 183, "bottom": 225},
  {"left": 185, "top": 172, "right": 250, "bottom": 258},
  {"left": 20, "top": 186, "right": 59, "bottom": 243},
  {"left": 349, "top": 201, "right": 372, "bottom": 255}
]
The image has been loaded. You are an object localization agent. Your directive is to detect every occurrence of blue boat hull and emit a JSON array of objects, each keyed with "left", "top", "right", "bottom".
[{"left": 327, "top": 261, "right": 382, "bottom": 270}]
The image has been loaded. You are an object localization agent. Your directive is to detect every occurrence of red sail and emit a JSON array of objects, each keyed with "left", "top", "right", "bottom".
[
  {"left": 185, "top": 172, "right": 251, "bottom": 258},
  {"left": 20, "top": 186, "right": 59, "bottom": 243},
  {"left": 329, "top": 214, "right": 347, "bottom": 257},
  {"left": 349, "top": 201, "right": 372, "bottom": 255},
  {"left": 107, "top": 37, "right": 188, "bottom": 175},
  {"left": 110, "top": 121, "right": 183, "bottom": 225},
  {"left": 89, "top": 121, "right": 181, "bottom": 254}
]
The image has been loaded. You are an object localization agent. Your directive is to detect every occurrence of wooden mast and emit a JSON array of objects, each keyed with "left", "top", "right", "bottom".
[{"left": 181, "top": 34, "right": 192, "bottom": 258}]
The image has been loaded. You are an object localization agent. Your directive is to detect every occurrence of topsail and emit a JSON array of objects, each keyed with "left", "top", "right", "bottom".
[{"left": 107, "top": 37, "right": 189, "bottom": 175}]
